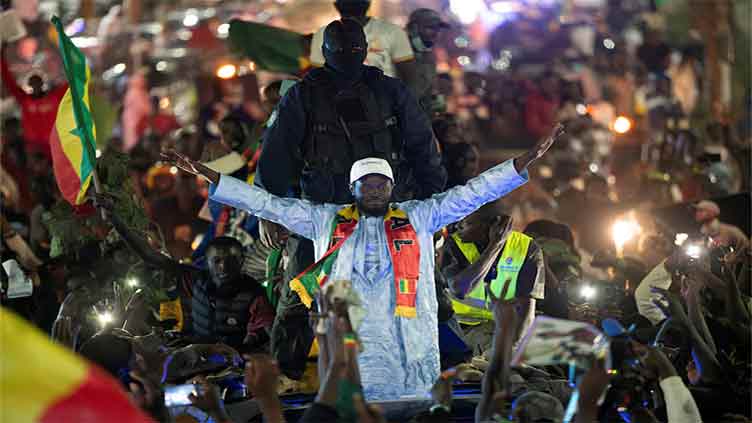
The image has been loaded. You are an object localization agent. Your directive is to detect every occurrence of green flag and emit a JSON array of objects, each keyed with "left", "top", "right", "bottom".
[{"left": 227, "top": 19, "right": 310, "bottom": 74}]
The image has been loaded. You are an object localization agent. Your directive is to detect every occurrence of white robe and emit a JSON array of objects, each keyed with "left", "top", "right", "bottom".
[{"left": 209, "top": 159, "right": 528, "bottom": 400}]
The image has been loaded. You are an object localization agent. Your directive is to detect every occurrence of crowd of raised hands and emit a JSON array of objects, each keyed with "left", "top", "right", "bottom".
[{"left": 122, "top": 246, "right": 750, "bottom": 422}]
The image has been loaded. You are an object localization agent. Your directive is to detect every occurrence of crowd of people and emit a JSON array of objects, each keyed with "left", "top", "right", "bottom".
[{"left": 1, "top": 0, "right": 751, "bottom": 422}]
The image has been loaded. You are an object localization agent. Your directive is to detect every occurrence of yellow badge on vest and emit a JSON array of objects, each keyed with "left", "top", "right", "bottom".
[{"left": 159, "top": 298, "right": 184, "bottom": 331}]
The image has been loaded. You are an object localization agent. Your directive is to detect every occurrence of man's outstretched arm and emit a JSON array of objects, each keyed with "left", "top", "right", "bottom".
[
  {"left": 415, "top": 124, "right": 565, "bottom": 233},
  {"left": 162, "top": 150, "right": 325, "bottom": 240}
]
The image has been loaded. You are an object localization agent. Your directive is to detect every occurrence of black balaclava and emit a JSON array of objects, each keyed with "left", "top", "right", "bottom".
[{"left": 323, "top": 18, "right": 367, "bottom": 79}]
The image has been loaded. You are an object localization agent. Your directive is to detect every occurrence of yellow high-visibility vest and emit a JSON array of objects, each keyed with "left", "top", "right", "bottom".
[{"left": 450, "top": 231, "right": 532, "bottom": 325}]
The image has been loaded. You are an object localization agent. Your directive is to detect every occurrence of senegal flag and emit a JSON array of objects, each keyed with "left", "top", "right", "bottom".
[
  {"left": 0, "top": 308, "right": 151, "bottom": 422},
  {"left": 49, "top": 16, "right": 97, "bottom": 205},
  {"left": 228, "top": 19, "right": 311, "bottom": 75}
]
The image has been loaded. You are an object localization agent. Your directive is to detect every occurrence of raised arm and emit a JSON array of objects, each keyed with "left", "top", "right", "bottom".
[
  {"left": 413, "top": 125, "right": 563, "bottom": 233},
  {"left": 447, "top": 217, "right": 512, "bottom": 298},
  {"left": 476, "top": 280, "right": 519, "bottom": 422},
  {"left": 0, "top": 46, "right": 28, "bottom": 101},
  {"left": 652, "top": 287, "right": 723, "bottom": 384},
  {"left": 163, "top": 150, "right": 325, "bottom": 240},
  {"left": 94, "top": 194, "right": 182, "bottom": 273}
]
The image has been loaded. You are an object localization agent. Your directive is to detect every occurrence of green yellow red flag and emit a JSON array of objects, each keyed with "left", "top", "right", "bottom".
[
  {"left": 49, "top": 16, "right": 97, "bottom": 205},
  {"left": 0, "top": 307, "right": 152, "bottom": 422}
]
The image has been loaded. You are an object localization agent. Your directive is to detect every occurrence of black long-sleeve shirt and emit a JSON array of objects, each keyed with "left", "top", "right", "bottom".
[{"left": 254, "top": 65, "right": 446, "bottom": 203}]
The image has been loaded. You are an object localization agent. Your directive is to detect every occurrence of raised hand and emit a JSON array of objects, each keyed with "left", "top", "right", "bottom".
[
  {"left": 651, "top": 287, "right": 689, "bottom": 325},
  {"left": 534, "top": 123, "right": 566, "bottom": 160},
  {"left": 92, "top": 193, "right": 117, "bottom": 212},
  {"left": 128, "top": 351, "right": 171, "bottom": 421},
  {"left": 514, "top": 123, "right": 565, "bottom": 171},
  {"left": 242, "top": 354, "right": 281, "bottom": 401},
  {"left": 577, "top": 358, "right": 612, "bottom": 408},
  {"left": 188, "top": 376, "right": 231, "bottom": 422},
  {"left": 160, "top": 149, "right": 219, "bottom": 184},
  {"left": 633, "top": 343, "right": 677, "bottom": 381},
  {"left": 430, "top": 368, "right": 457, "bottom": 409}
]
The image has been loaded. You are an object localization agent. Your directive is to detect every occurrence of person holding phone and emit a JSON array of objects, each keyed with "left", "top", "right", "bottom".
[
  {"left": 161, "top": 123, "right": 563, "bottom": 400},
  {"left": 441, "top": 202, "right": 545, "bottom": 355}
]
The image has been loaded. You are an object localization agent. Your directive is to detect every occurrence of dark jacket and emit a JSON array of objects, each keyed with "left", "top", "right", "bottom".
[
  {"left": 189, "top": 274, "right": 274, "bottom": 351},
  {"left": 254, "top": 65, "right": 446, "bottom": 204}
]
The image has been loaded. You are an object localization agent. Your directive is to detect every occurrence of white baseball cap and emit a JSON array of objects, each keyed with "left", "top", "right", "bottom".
[
  {"left": 692, "top": 200, "right": 720, "bottom": 216},
  {"left": 350, "top": 157, "right": 393, "bottom": 185}
]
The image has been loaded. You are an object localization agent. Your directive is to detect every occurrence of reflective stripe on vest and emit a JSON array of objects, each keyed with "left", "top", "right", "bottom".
[{"left": 450, "top": 231, "right": 532, "bottom": 324}]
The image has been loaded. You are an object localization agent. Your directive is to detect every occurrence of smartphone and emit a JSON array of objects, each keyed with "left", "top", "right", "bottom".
[{"left": 164, "top": 384, "right": 197, "bottom": 407}]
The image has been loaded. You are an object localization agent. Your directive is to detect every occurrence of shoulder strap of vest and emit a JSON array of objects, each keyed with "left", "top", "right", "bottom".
[{"left": 451, "top": 233, "right": 481, "bottom": 264}]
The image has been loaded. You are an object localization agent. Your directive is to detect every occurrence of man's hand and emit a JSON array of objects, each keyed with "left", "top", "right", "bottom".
[
  {"left": 633, "top": 343, "right": 678, "bottom": 381},
  {"left": 577, "top": 358, "right": 612, "bottom": 409},
  {"left": 161, "top": 150, "right": 220, "bottom": 184},
  {"left": 92, "top": 193, "right": 117, "bottom": 213},
  {"left": 430, "top": 368, "right": 457, "bottom": 409},
  {"left": 514, "top": 123, "right": 565, "bottom": 172},
  {"left": 131, "top": 338, "right": 170, "bottom": 385},
  {"left": 488, "top": 216, "right": 513, "bottom": 247},
  {"left": 243, "top": 354, "right": 281, "bottom": 401},
  {"left": 259, "top": 219, "right": 288, "bottom": 249},
  {"left": 651, "top": 287, "right": 690, "bottom": 327},
  {"left": 189, "top": 376, "right": 232, "bottom": 422},
  {"left": 128, "top": 352, "right": 171, "bottom": 421},
  {"left": 533, "top": 123, "right": 565, "bottom": 159}
]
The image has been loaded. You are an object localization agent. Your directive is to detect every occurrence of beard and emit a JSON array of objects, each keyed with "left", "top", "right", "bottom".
[{"left": 356, "top": 198, "right": 389, "bottom": 216}]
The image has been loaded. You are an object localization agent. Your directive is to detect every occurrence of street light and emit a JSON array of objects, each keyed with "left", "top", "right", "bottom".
[
  {"left": 613, "top": 116, "right": 632, "bottom": 134},
  {"left": 580, "top": 285, "right": 597, "bottom": 300},
  {"left": 612, "top": 218, "right": 641, "bottom": 256},
  {"left": 216, "top": 64, "right": 237, "bottom": 79}
]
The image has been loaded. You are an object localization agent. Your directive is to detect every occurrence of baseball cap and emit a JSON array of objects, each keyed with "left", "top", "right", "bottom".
[
  {"left": 408, "top": 8, "right": 450, "bottom": 29},
  {"left": 350, "top": 157, "right": 393, "bottom": 184},
  {"left": 691, "top": 200, "right": 720, "bottom": 216}
]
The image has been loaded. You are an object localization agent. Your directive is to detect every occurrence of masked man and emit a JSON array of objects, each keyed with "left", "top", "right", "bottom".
[
  {"left": 164, "top": 124, "right": 563, "bottom": 400},
  {"left": 309, "top": 0, "right": 416, "bottom": 81}
]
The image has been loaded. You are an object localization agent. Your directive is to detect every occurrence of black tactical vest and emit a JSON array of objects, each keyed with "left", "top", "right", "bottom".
[
  {"left": 299, "top": 67, "right": 406, "bottom": 203},
  {"left": 191, "top": 275, "right": 260, "bottom": 348}
]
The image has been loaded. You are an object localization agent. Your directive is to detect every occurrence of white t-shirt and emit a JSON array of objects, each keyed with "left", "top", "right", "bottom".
[{"left": 310, "top": 17, "right": 414, "bottom": 78}]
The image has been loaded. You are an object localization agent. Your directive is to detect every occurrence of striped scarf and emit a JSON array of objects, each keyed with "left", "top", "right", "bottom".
[{"left": 290, "top": 204, "right": 420, "bottom": 318}]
